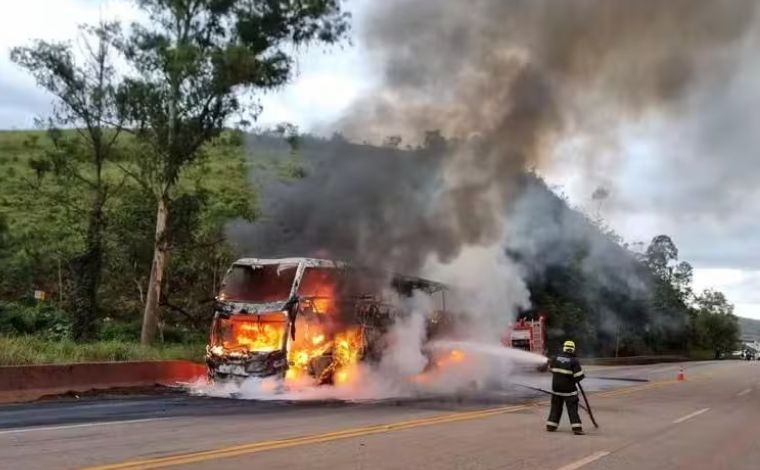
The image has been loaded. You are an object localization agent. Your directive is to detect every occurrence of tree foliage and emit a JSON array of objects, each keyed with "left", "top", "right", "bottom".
[
  {"left": 114, "top": 0, "right": 350, "bottom": 344},
  {"left": 691, "top": 289, "right": 739, "bottom": 358},
  {"left": 645, "top": 234, "right": 678, "bottom": 279},
  {"left": 0, "top": 129, "right": 255, "bottom": 343},
  {"left": 10, "top": 23, "right": 126, "bottom": 340}
]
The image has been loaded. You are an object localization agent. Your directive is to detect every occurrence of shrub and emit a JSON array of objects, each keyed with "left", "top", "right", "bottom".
[
  {"left": 0, "top": 301, "right": 72, "bottom": 340},
  {"left": 0, "top": 336, "right": 205, "bottom": 365},
  {"left": 99, "top": 319, "right": 142, "bottom": 342}
]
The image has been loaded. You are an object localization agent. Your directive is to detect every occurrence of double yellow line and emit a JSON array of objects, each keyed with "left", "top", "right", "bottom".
[
  {"left": 82, "top": 404, "right": 530, "bottom": 470},
  {"left": 84, "top": 373, "right": 710, "bottom": 469}
]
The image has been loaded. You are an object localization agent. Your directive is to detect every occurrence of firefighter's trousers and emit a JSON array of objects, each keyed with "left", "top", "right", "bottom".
[{"left": 546, "top": 394, "right": 582, "bottom": 430}]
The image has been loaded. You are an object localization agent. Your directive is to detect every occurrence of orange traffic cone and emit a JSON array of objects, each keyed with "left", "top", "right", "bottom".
[{"left": 677, "top": 367, "right": 685, "bottom": 381}]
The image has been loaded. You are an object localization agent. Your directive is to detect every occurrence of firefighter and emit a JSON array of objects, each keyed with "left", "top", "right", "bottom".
[{"left": 546, "top": 340, "right": 585, "bottom": 435}]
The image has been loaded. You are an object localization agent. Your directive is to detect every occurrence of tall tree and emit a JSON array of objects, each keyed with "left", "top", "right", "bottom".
[
  {"left": 11, "top": 23, "right": 126, "bottom": 340},
  {"left": 116, "top": 0, "right": 350, "bottom": 344},
  {"left": 671, "top": 261, "right": 694, "bottom": 304},
  {"left": 695, "top": 289, "right": 734, "bottom": 316},
  {"left": 645, "top": 234, "right": 678, "bottom": 280},
  {"left": 692, "top": 289, "right": 739, "bottom": 359}
]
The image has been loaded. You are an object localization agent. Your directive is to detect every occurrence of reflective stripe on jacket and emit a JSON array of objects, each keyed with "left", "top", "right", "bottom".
[{"left": 550, "top": 351, "right": 585, "bottom": 394}]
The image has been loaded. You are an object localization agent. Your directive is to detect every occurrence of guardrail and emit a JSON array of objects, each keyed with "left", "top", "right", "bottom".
[{"left": 0, "top": 361, "right": 206, "bottom": 403}]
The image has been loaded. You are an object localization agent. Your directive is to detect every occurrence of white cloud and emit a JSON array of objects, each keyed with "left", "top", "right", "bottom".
[
  {"left": 255, "top": 0, "right": 375, "bottom": 130},
  {"left": 0, "top": 0, "right": 139, "bottom": 128},
  {"left": 692, "top": 268, "right": 760, "bottom": 320},
  {"left": 0, "top": 0, "right": 373, "bottom": 131},
  {"left": 256, "top": 45, "right": 376, "bottom": 130},
  {"left": 545, "top": 113, "right": 760, "bottom": 320}
]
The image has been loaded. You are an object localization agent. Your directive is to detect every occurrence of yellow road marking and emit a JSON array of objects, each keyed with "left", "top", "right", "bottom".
[
  {"left": 80, "top": 404, "right": 530, "bottom": 470},
  {"left": 82, "top": 371, "right": 715, "bottom": 470}
]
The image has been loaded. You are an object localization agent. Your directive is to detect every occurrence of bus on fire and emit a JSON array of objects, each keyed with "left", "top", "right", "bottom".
[{"left": 206, "top": 257, "right": 454, "bottom": 384}]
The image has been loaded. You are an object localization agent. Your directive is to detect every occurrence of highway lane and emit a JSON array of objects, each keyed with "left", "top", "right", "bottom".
[
  {"left": 0, "top": 360, "right": 699, "bottom": 429},
  {"left": 0, "top": 361, "right": 754, "bottom": 469}
]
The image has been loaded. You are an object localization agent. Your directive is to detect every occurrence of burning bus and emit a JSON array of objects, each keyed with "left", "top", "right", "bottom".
[{"left": 206, "top": 257, "right": 451, "bottom": 384}]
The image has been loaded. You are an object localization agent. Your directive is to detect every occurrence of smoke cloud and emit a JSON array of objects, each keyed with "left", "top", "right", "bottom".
[
  {"left": 236, "top": 0, "right": 757, "bottom": 273},
  {"left": 221, "top": 0, "right": 760, "bottom": 394}
]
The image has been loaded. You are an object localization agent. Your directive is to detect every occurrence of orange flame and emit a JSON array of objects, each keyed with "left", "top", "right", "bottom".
[
  {"left": 311, "top": 334, "right": 326, "bottom": 345},
  {"left": 311, "top": 297, "right": 334, "bottom": 314},
  {"left": 221, "top": 314, "right": 286, "bottom": 352},
  {"left": 450, "top": 349, "right": 465, "bottom": 362},
  {"left": 285, "top": 319, "right": 364, "bottom": 384},
  {"left": 335, "top": 370, "right": 349, "bottom": 385},
  {"left": 433, "top": 348, "right": 467, "bottom": 368},
  {"left": 333, "top": 327, "right": 364, "bottom": 369},
  {"left": 410, "top": 348, "right": 469, "bottom": 385}
]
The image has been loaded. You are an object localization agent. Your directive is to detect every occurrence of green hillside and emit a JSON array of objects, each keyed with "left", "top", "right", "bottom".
[
  {"left": 738, "top": 316, "right": 760, "bottom": 341},
  {"left": 0, "top": 129, "right": 257, "bottom": 345}
]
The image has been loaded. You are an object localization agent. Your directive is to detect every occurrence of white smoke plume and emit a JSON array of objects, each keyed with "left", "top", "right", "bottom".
[{"left": 377, "top": 292, "right": 431, "bottom": 378}]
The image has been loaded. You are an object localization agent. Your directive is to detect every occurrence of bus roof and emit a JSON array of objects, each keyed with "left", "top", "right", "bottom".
[{"left": 231, "top": 257, "right": 447, "bottom": 294}]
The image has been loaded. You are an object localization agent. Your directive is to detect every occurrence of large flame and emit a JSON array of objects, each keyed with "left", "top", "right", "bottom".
[
  {"left": 284, "top": 272, "right": 365, "bottom": 384},
  {"left": 285, "top": 320, "right": 364, "bottom": 384},
  {"left": 222, "top": 314, "right": 286, "bottom": 352}
]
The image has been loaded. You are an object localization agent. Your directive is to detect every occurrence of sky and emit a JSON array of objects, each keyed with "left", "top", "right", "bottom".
[{"left": 1, "top": 0, "right": 758, "bottom": 320}]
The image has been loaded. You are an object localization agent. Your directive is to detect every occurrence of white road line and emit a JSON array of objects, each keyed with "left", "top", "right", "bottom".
[
  {"left": 673, "top": 408, "right": 710, "bottom": 424},
  {"left": 737, "top": 388, "right": 752, "bottom": 397},
  {"left": 556, "top": 451, "right": 611, "bottom": 470},
  {"left": 0, "top": 418, "right": 165, "bottom": 436}
]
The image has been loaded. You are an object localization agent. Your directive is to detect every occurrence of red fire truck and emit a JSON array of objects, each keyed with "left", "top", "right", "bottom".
[{"left": 502, "top": 315, "right": 547, "bottom": 356}]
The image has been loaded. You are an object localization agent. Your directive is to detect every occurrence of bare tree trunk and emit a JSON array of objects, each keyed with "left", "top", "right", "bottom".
[
  {"left": 142, "top": 53, "right": 179, "bottom": 345},
  {"left": 57, "top": 257, "right": 63, "bottom": 304},
  {"left": 70, "top": 189, "right": 105, "bottom": 341},
  {"left": 135, "top": 278, "right": 145, "bottom": 305},
  {"left": 141, "top": 195, "right": 170, "bottom": 345}
]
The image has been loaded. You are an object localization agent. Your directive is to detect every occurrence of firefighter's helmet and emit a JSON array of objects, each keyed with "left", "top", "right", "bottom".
[{"left": 563, "top": 340, "right": 576, "bottom": 352}]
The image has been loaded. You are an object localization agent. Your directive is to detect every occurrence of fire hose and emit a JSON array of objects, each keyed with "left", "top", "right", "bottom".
[
  {"left": 576, "top": 382, "right": 599, "bottom": 428},
  {"left": 512, "top": 382, "right": 599, "bottom": 428}
]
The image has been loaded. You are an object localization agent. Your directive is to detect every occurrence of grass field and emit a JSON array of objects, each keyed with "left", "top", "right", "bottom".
[
  {"left": 0, "top": 129, "right": 255, "bottom": 225},
  {"left": 0, "top": 335, "right": 205, "bottom": 365},
  {"left": 0, "top": 129, "right": 260, "bottom": 359}
]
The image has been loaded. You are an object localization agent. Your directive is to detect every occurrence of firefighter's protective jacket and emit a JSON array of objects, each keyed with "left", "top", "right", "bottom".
[{"left": 549, "top": 351, "right": 585, "bottom": 396}]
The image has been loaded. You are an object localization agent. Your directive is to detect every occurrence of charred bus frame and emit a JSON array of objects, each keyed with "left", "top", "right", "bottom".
[{"left": 206, "top": 257, "right": 449, "bottom": 383}]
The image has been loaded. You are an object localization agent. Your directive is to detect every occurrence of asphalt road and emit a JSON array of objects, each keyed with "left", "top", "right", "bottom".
[{"left": 1, "top": 361, "right": 757, "bottom": 470}]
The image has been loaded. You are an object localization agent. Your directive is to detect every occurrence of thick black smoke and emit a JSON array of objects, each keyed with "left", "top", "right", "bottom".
[
  {"left": 232, "top": 0, "right": 757, "bottom": 278},
  {"left": 230, "top": 136, "right": 446, "bottom": 273}
]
